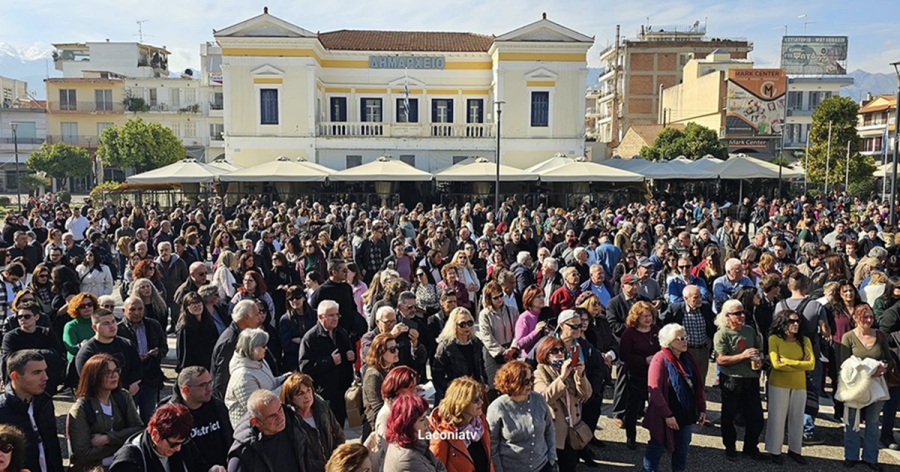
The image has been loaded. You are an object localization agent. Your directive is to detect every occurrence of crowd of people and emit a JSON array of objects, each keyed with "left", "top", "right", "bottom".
[{"left": 0, "top": 191, "right": 898, "bottom": 472}]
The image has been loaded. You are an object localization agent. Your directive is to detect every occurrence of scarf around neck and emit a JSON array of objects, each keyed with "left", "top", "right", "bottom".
[{"left": 662, "top": 348, "right": 694, "bottom": 409}]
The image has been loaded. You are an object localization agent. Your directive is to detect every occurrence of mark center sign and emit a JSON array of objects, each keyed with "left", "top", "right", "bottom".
[{"left": 725, "top": 68, "right": 787, "bottom": 137}]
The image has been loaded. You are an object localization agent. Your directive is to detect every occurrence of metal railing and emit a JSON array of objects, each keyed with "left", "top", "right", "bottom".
[
  {"left": 0, "top": 137, "right": 44, "bottom": 145},
  {"left": 47, "top": 101, "right": 125, "bottom": 112},
  {"left": 316, "top": 122, "right": 495, "bottom": 138},
  {"left": 46, "top": 135, "right": 101, "bottom": 146},
  {"left": 209, "top": 102, "right": 224, "bottom": 110}
]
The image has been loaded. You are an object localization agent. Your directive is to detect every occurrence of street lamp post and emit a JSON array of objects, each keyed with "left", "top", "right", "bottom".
[
  {"left": 495, "top": 101, "right": 504, "bottom": 213},
  {"left": 10, "top": 123, "right": 21, "bottom": 211},
  {"left": 890, "top": 62, "right": 900, "bottom": 225}
]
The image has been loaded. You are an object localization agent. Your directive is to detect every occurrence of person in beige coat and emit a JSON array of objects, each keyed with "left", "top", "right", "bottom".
[
  {"left": 477, "top": 281, "right": 519, "bottom": 392},
  {"left": 533, "top": 336, "right": 592, "bottom": 472}
]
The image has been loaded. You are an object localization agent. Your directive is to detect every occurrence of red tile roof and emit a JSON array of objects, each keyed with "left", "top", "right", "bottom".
[{"left": 318, "top": 30, "right": 495, "bottom": 52}]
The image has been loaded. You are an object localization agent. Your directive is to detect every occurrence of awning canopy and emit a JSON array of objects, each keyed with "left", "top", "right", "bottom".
[
  {"left": 207, "top": 159, "right": 243, "bottom": 173},
  {"left": 712, "top": 154, "right": 803, "bottom": 179},
  {"left": 537, "top": 158, "right": 644, "bottom": 182},
  {"left": 127, "top": 159, "right": 228, "bottom": 184},
  {"left": 692, "top": 155, "right": 725, "bottom": 172},
  {"left": 330, "top": 155, "right": 433, "bottom": 182},
  {"left": 524, "top": 153, "right": 575, "bottom": 174},
  {"left": 220, "top": 156, "right": 332, "bottom": 182},
  {"left": 638, "top": 160, "right": 716, "bottom": 180},
  {"left": 435, "top": 157, "right": 538, "bottom": 182},
  {"left": 603, "top": 156, "right": 652, "bottom": 173}
]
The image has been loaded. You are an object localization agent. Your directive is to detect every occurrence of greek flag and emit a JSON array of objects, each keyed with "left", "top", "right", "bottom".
[{"left": 403, "top": 69, "right": 410, "bottom": 121}]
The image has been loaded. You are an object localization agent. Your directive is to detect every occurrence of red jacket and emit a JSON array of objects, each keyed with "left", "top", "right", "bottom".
[{"left": 549, "top": 285, "right": 582, "bottom": 315}]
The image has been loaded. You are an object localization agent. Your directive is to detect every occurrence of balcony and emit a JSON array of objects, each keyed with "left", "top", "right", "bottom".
[
  {"left": 48, "top": 101, "right": 124, "bottom": 113},
  {"left": 209, "top": 132, "right": 224, "bottom": 146},
  {"left": 786, "top": 109, "right": 813, "bottom": 118},
  {"left": 0, "top": 137, "right": 45, "bottom": 145},
  {"left": 316, "top": 122, "right": 495, "bottom": 138},
  {"left": 208, "top": 101, "right": 224, "bottom": 117},
  {"left": 46, "top": 135, "right": 101, "bottom": 147}
]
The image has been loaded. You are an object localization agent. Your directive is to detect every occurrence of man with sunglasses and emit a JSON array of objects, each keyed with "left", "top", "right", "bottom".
[
  {"left": 667, "top": 256, "right": 709, "bottom": 305},
  {"left": 714, "top": 299, "right": 767, "bottom": 462},
  {"left": 0, "top": 302, "right": 64, "bottom": 387},
  {"left": 166, "top": 366, "right": 233, "bottom": 469}
]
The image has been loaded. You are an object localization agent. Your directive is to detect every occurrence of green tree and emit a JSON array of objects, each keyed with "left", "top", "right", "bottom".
[
  {"left": 25, "top": 142, "right": 92, "bottom": 190},
  {"left": 97, "top": 117, "right": 185, "bottom": 173},
  {"left": 638, "top": 122, "right": 727, "bottom": 161},
  {"left": 806, "top": 96, "right": 874, "bottom": 187}
]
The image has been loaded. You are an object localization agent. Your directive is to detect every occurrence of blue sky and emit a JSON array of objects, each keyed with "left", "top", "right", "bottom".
[{"left": 1, "top": 0, "right": 898, "bottom": 75}]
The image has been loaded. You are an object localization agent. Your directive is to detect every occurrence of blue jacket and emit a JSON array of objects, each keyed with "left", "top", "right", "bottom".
[
  {"left": 595, "top": 242, "right": 622, "bottom": 279},
  {"left": 667, "top": 275, "right": 709, "bottom": 305}
]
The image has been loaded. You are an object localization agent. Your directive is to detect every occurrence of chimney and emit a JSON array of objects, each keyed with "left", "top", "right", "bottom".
[
  {"left": 542, "top": 12, "right": 547, "bottom": 19},
  {"left": 264, "top": 6, "right": 268, "bottom": 14}
]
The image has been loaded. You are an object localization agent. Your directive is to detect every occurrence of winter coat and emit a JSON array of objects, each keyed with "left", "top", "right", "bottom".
[
  {"left": 290, "top": 397, "right": 345, "bottom": 461},
  {"left": 644, "top": 349, "right": 706, "bottom": 453},
  {"left": 66, "top": 391, "right": 143, "bottom": 471},
  {"left": 109, "top": 430, "right": 208, "bottom": 472},
  {"left": 428, "top": 409, "right": 495, "bottom": 472},
  {"left": 0, "top": 384, "right": 64, "bottom": 472},
  {"left": 433, "top": 338, "right": 488, "bottom": 402},
  {"left": 384, "top": 440, "right": 447, "bottom": 472},
  {"left": 76, "top": 264, "right": 114, "bottom": 297},
  {"left": 225, "top": 354, "right": 280, "bottom": 427},
  {"left": 533, "top": 363, "right": 592, "bottom": 450},
  {"left": 226, "top": 405, "right": 321, "bottom": 472}
]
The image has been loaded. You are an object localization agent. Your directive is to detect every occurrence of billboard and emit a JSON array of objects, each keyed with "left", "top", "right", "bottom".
[
  {"left": 725, "top": 69, "right": 786, "bottom": 136},
  {"left": 781, "top": 36, "right": 848, "bottom": 75}
]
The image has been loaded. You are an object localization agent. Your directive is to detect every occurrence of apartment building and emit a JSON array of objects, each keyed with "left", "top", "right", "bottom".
[
  {"left": 0, "top": 77, "right": 46, "bottom": 192},
  {"left": 857, "top": 94, "right": 896, "bottom": 159}
]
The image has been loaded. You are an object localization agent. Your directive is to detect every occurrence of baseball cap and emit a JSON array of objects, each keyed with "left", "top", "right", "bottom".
[
  {"left": 621, "top": 273, "right": 637, "bottom": 285},
  {"left": 637, "top": 257, "right": 654, "bottom": 269},
  {"left": 557, "top": 309, "right": 579, "bottom": 327}
]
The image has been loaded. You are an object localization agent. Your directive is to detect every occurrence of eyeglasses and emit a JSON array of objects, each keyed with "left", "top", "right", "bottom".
[
  {"left": 457, "top": 320, "right": 475, "bottom": 328},
  {"left": 564, "top": 323, "right": 583, "bottom": 330},
  {"left": 675, "top": 335, "right": 689, "bottom": 342},
  {"left": 37, "top": 273, "right": 48, "bottom": 278},
  {"left": 491, "top": 294, "right": 504, "bottom": 301},
  {"left": 188, "top": 380, "right": 212, "bottom": 389},
  {"left": 416, "top": 272, "right": 426, "bottom": 277},
  {"left": 787, "top": 319, "right": 801, "bottom": 325},
  {"left": 548, "top": 347, "right": 567, "bottom": 355},
  {"left": 102, "top": 304, "right": 116, "bottom": 310},
  {"left": 387, "top": 346, "right": 399, "bottom": 353},
  {"left": 15, "top": 313, "right": 34, "bottom": 321},
  {"left": 0, "top": 444, "right": 12, "bottom": 454},
  {"left": 165, "top": 437, "right": 190, "bottom": 448},
  {"left": 290, "top": 295, "right": 305, "bottom": 301},
  {"left": 523, "top": 376, "right": 534, "bottom": 386},
  {"left": 104, "top": 367, "right": 122, "bottom": 378},
  {"left": 79, "top": 303, "right": 94, "bottom": 309}
]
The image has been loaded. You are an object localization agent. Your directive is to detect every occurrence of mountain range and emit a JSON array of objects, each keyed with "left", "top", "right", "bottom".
[{"left": 2, "top": 43, "right": 896, "bottom": 102}]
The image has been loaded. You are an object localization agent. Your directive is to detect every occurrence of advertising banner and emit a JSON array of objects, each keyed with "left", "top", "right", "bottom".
[
  {"left": 725, "top": 69, "right": 786, "bottom": 136},
  {"left": 780, "top": 36, "right": 848, "bottom": 75}
]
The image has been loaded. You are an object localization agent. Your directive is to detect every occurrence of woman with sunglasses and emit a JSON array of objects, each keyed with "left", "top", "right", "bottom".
[
  {"left": 362, "top": 333, "right": 400, "bottom": 438},
  {"left": 477, "top": 281, "right": 518, "bottom": 396},
  {"left": 643, "top": 323, "right": 706, "bottom": 472},
  {"left": 27, "top": 264, "right": 53, "bottom": 314},
  {"left": 67, "top": 353, "right": 142, "bottom": 472},
  {"left": 620, "top": 301, "right": 661, "bottom": 449},
  {"left": 279, "top": 285, "right": 316, "bottom": 373},
  {"left": 428, "top": 376, "right": 492, "bottom": 472},
  {"left": 174, "top": 292, "right": 218, "bottom": 373},
  {"left": 109, "top": 403, "right": 221, "bottom": 472},
  {"left": 764, "top": 310, "right": 814, "bottom": 464},
  {"left": 0, "top": 301, "right": 64, "bottom": 389},
  {"left": 297, "top": 239, "right": 327, "bottom": 284},
  {"left": 61, "top": 293, "right": 99, "bottom": 361},
  {"left": 612, "top": 251, "right": 638, "bottom": 286},
  {"left": 0, "top": 424, "right": 26, "bottom": 472},
  {"left": 433, "top": 307, "right": 487, "bottom": 405},
  {"left": 413, "top": 268, "right": 440, "bottom": 314}
]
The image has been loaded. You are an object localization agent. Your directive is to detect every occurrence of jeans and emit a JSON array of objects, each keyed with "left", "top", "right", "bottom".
[
  {"left": 844, "top": 401, "right": 885, "bottom": 463},
  {"left": 720, "top": 374, "right": 764, "bottom": 453},
  {"left": 134, "top": 384, "right": 160, "bottom": 424},
  {"left": 644, "top": 424, "right": 693, "bottom": 471},
  {"left": 117, "top": 253, "right": 127, "bottom": 279},
  {"left": 881, "top": 386, "right": 900, "bottom": 444},
  {"left": 803, "top": 360, "right": 822, "bottom": 435}
]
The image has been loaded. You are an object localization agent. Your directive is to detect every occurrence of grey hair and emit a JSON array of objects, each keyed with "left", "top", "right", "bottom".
[
  {"left": 573, "top": 247, "right": 587, "bottom": 258},
  {"left": 869, "top": 246, "right": 888, "bottom": 259},
  {"left": 682, "top": 284, "right": 701, "bottom": 298},
  {"left": 380, "top": 269, "right": 400, "bottom": 284},
  {"left": 177, "top": 366, "right": 208, "bottom": 389},
  {"left": 659, "top": 323, "right": 686, "bottom": 348},
  {"left": 231, "top": 299, "right": 257, "bottom": 323},
  {"left": 375, "top": 306, "right": 396, "bottom": 322},
  {"left": 801, "top": 242, "right": 818, "bottom": 257},
  {"left": 235, "top": 328, "right": 269, "bottom": 358},
  {"left": 398, "top": 291, "right": 416, "bottom": 304},
  {"left": 715, "top": 299, "right": 744, "bottom": 329},
  {"left": 248, "top": 390, "right": 280, "bottom": 420},
  {"left": 562, "top": 266, "right": 578, "bottom": 278},
  {"left": 135, "top": 241, "right": 148, "bottom": 251},
  {"left": 317, "top": 299, "right": 339, "bottom": 316},
  {"left": 724, "top": 258, "right": 742, "bottom": 272},
  {"left": 157, "top": 241, "right": 172, "bottom": 252},
  {"left": 98, "top": 295, "right": 116, "bottom": 307},
  {"left": 516, "top": 251, "right": 531, "bottom": 265},
  {"left": 542, "top": 257, "right": 558, "bottom": 271}
]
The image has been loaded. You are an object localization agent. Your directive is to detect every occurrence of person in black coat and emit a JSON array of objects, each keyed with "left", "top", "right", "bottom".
[
  {"left": 432, "top": 307, "right": 488, "bottom": 405},
  {"left": 116, "top": 298, "right": 168, "bottom": 424},
  {"left": 210, "top": 300, "right": 267, "bottom": 398},
  {"left": 297, "top": 300, "right": 355, "bottom": 427},
  {"left": 0, "top": 301, "right": 65, "bottom": 391},
  {"left": 109, "top": 404, "right": 218, "bottom": 472},
  {"left": 0, "top": 350, "right": 65, "bottom": 472},
  {"left": 167, "top": 367, "right": 234, "bottom": 469},
  {"left": 279, "top": 286, "right": 317, "bottom": 373},
  {"left": 308, "top": 259, "right": 367, "bottom": 340},
  {"left": 605, "top": 274, "right": 650, "bottom": 338},
  {"left": 174, "top": 292, "right": 219, "bottom": 372}
]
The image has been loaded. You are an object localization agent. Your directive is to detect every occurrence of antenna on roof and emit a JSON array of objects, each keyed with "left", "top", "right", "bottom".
[{"left": 134, "top": 20, "right": 152, "bottom": 43}]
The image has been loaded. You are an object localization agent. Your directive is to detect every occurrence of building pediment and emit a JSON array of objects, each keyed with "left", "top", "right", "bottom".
[
  {"left": 387, "top": 76, "right": 426, "bottom": 87},
  {"left": 215, "top": 11, "right": 316, "bottom": 39},
  {"left": 250, "top": 64, "right": 284, "bottom": 77},
  {"left": 525, "top": 67, "right": 559, "bottom": 80},
  {"left": 494, "top": 17, "right": 593, "bottom": 43}
]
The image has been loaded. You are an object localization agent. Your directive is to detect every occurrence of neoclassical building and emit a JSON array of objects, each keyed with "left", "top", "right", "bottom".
[{"left": 213, "top": 9, "right": 593, "bottom": 171}]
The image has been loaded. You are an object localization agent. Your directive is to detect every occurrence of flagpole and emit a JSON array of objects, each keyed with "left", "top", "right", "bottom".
[
  {"left": 804, "top": 129, "right": 810, "bottom": 193},
  {"left": 825, "top": 120, "right": 832, "bottom": 195}
]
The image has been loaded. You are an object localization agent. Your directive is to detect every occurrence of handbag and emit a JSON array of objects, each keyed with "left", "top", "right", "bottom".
[
  {"left": 564, "top": 389, "right": 593, "bottom": 450},
  {"left": 345, "top": 377, "right": 364, "bottom": 428}
]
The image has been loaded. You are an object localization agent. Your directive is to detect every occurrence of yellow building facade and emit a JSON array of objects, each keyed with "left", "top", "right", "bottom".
[{"left": 214, "top": 10, "right": 593, "bottom": 171}]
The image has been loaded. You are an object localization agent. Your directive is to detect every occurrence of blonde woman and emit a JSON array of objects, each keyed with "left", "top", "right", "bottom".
[
  {"left": 213, "top": 250, "right": 239, "bottom": 300},
  {"left": 433, "top": 307, "right": 487, "bottom": 405},
  {"left": 128, "top": 278, "right": 169, "bottom": 328},
  {"left": 428, "top": 376, "right": 491, "bottom": 472},
  {"left": 450, "top": 250, "right": 480, "bottom": 311}
]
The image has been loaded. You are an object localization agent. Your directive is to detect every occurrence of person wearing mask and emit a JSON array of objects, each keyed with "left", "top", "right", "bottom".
[
  {"left": 280, "top": 373, "right": 345, "bottom": 463},
  {"left": 660, "top": 285, "right": 716, "bottom": 385},
  {"left": 620, "top": 301, "right": 661, "bottom": 450},
  {"left": 486, "top": 360, "right": 557, "bottom": 472},
  {"left": 765, "top": 310, "right": 814, "bottom": 464},
  {"left": 428, "top": 376, "right": 493, "bottom": 472},
  {"left": 714, "top": 299, "right": 767, "bottom": 462},
  {"left": 433, "top": 307, "right": 488, "bottom": 404},
  {"left": 0, "top": 350, "right": 64, "bottom": 472},
  {"left": 108, "top": 403, "right": 226, "bottom": 472},
  {"left": 117, "top": 297, "right": 168, "bottom": 424},
  {"left": 67, "top": 353, "right": 143, "bottom": 471},
  {"left": 175, "top": 292, "right": 218, "bottom": 372},
  {"left": 383, "top": 394, "right": 446, "bottom": 472},
  {"left": 643, "top": 323, "right": 707, "bottom": 472},
  {"left": 225, "top": 328, "right": 288, "bottom": 427},
  {"left": 168, "top": 366, "right": 233, "bottom": 469},
  {"left": 227, "top": 390, "right": 320, "bottom": 472},
  {"left": 298, "top": 300, "right": 356, "bottom": 427},
  {"left": 210, "top": 300, "right": 266, "bottom": 398},
  {"left": 74, "top": 309, "right": 142, "bottom": 397},
  {"left": 533, "top": 335, "right": 593, "bottom": 470}
]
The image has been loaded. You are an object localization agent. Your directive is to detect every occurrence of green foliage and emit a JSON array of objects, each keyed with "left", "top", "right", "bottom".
[
  {"left": 125, "top": 97, "right": 150, "bottom": 113},
  {"left": 97, "top": 118, "right": 186, "bottom": 173},
  {"left": 638, "top": 123, "right": 728, "bottom": 161},
  {"left": 806, "top": 96, "right": 875, "bottom": 186},
  {"left": 0, "top": 197, "right": 11, "bottom": 207},
  {"left": 56, "top": 190, "right": 71, "bottom": 204},
  {"left": 848, "top": 179, "right": 877, "bottom": 200},
  {"left": 25, "top": 142, "right": 92, "bottom": 190},
  {"left": 90, "top": 181, "right": 122, "bottom": 204},
  {"left": 19, "top": 173, "right": 50, "bottom": 195}
]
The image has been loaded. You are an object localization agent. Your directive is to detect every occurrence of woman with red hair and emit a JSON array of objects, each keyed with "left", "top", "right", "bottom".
[
  {"left": 383, "top": 394, "right": 445, "bottom": 471},
  {"left": 230, "top": 270, "right": 276, "bottom": 326}
]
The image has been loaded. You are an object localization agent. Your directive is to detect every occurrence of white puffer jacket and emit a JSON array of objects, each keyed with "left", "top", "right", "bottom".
[
  {"left": 836, "top": 355, "right": 890, "bottom": 431},
  {"left": 224, "top": 354, "right": 279, "bottom": 427}
]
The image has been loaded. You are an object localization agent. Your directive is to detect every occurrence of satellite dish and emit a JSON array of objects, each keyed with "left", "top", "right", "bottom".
[{"left": 183, "top": 68, "right": 194, "bottom": 76}]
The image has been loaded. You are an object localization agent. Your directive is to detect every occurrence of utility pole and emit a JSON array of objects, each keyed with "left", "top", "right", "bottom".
[
  {"left": 825, "top": 120, "right": 832, "bottom": 195},
  {"left": 890, "top": 61, "right": 900, "bottom": 225},
  {"left": 804, "top": 130, "right": 810, "bottom": 193},
  {"left": 495, "top": 101, "right": 504, "bottom": 213},
  {"left": 844, "top": 140, "right": 851, "bottom": 191},
  {"left": 11, "top": 123, "right": 21, "bottom": 211}
]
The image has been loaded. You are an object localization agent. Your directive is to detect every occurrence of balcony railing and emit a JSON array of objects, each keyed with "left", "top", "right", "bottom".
[
  {"left": 0, "top": 137, "right": 44, "bottom": 145},
  {"left": 317, "top": 122, "right": 495, "bottom": 138},
  {"left": 48, "top": 101, "right": 125, "bottom": 113},
  {"left": 210, "top": 132, "right": 224, "bottom": 141},
  {"left": 46, "top": 135, "right": 101, "bottom": 146},
  {"left": 209, "top": 102, "right": 224, "bottom": 111},
  {"left": 786, "top": 109, "right": 813, "bottom": 117}
]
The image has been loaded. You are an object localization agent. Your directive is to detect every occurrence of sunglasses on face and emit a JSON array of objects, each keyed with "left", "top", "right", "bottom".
[
  {"left": 0, "top": 444, "right": 12, "bottom": 454},
  {"left": 79, "top": 303, "right": 93, "bottom": 309},
  {"left": 564, "top": 323, "right": 583, "bottom": 330},
  {"left": 788, "top": 319, "right": 801, "bottom": 325},
  {"left": 16, "top": 313, "right": 35, "bottom": 321},
  {"left": 728, "top": 310, "right": 745, "bottom": 317},
  {"left": 387, "top": 346, "right": 399, "bottom": 353},
  {"left": 548, "top": 347, "right": 567, "bottom": 355},
  {"left": 165, "top": 437, "right": 191, "bottom": 448},
  {"left": 457, "top": 320, "right": 475, "bottom": 328}
]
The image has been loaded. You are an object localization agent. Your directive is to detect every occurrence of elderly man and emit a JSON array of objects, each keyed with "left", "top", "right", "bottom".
[
  {"left": 210, "top": 300, "right": 266, "bottom": 397},
  {"left": 636, "top": 257, "right": 662, "bottom": 305},
  {"left": 549, "top": 266, "right": 583, "bottom": 315},
  {"left": 174, "top": 261, "right": 209, "bottom": 308},
  {"left": 8, "top": 230, "right": 40, "bottom": 271},
  {"left": 0, "top": 350, "right": 64, "bottom": 472},
  {"left": 227, "top": 390, "right": 320, "bottom": 472},
  {"left": 309, "top": 259, "right": 367, "bottom": 339},
  {"left": 75, "top": 309, "right": 142, "bottom": 396},
  {"left": 667, "top": 256, "right": 709, "bottom": 305},
  {"left": 298, "top": 300, "right": 355, "bottom": 426},
  {"left": 715, "top": 299, "right": 766, "bottom": 462},
  {"left": 169, "top": 366, "right": 233, "bottom": 468},
  {"left": 61, "top": 232, "right": 86, "bottom": 265},
  {"left": 614, "top": 222, "right": 634, "bottom": 253},
  {"left": 570, "top": 246, "right": 591, "bottom": 283},
  {"left": 156, "top": 241, "right": 189, "bottom": 331},
  {"left": 360, "top": 305, "right": 426, "bottom": 379},
  {"left": 510, "top": 251, "right": 535, "bottom": 297},
  {"left": 117, "top": 297, "right": 168, "bottom": 423},
  {"left": 595, "top": 234, "right": 622, "bottom": 280},
  {"left": 151, "top": 220, "right": 173, "bottom": 253},
  {"left": 541, "top": 257, "right": 563, "bottom": 300},
  {"left": 712, "top": 258, "right": 755, "bottom": 313},
  {"left": 661, "top": 285, "right": 715, "bottom": 383},
  {"left": 581, "top": 263, "right": 615, "bottom": 308}
]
